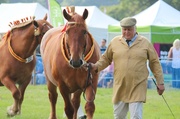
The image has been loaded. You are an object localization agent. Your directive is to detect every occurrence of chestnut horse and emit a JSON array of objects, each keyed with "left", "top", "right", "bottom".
[
  {"left": 0, "top": 14, "right": 52, "bottom": 117},
  {"left": 40, "top": 8, "right": 101, "bottom": 119}
]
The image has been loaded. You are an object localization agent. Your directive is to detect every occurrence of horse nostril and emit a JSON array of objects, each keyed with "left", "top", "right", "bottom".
[
  {"left": 69, "top": 59, "right": 83, "bottom": 68},
  {"left": 79, "top": 59, "right": 83, "bottom": 65}
]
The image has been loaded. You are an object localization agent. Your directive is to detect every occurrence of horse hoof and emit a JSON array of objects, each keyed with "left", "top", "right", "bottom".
[
  {"left": 48, "top": 117, "right": 57, "bottom": 119},
  {"left": 6, "top": 106, "right": 20, "bottom": 117},
  {"left": 48, "top": 116, "right": 57, "bottom": 119},
  {"left": 78, "top": 115, "right": 87, "bottom": 119}
]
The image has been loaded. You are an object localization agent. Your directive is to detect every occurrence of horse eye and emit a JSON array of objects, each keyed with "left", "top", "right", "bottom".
[
  {"left": 66, "top": 29, "right": 69, "bottom": 34},
  {"left": 83, "top": 30, "right": 87, "bottom": 35}
]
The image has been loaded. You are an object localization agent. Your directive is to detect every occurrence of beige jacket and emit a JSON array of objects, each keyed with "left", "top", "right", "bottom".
[{"left": 95, "top": 35, "right": 164, "bottom": 104}]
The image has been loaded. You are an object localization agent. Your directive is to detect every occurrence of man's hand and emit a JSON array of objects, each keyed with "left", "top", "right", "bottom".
[
  {"left": 89, "top": 63, "right": 98, "bottom": 72},
  {"left": 157, "top": 84, "right": 165, "bottom": 95},
  {"left": 83, "top": 63, "right": 98, "bottom": 73}
]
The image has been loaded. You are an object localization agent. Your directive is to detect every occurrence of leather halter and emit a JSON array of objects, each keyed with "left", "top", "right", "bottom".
[{"left": 60, "top": 23, "right": 95, "bottom": 62}]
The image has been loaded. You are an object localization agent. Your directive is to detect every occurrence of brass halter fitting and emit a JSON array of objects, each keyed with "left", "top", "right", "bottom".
[{"left": 34, "top": 27, "right": 40, "bottom": 36}]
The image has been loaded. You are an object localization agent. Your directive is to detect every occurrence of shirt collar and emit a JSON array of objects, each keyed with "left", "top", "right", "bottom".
[{"left": 124, "top": 33, "right": 138, "bottom": 42}]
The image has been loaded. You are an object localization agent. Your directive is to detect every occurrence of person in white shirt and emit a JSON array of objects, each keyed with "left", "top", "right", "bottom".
[{"left": 168, "top": 39, "right": 180, "bottom": 88}]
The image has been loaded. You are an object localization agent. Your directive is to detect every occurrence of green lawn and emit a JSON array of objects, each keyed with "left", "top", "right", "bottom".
[{"left": 0, "top": 85, "right": 180, "bottom": 119}]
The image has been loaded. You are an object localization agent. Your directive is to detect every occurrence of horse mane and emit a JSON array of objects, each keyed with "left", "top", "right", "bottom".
[
  {"left": 9, "top": 16, "right": 35, "bottom": 30},
  {"left": 66, "top": 6, "right": 87, "bottom": 26},
  {"left": 66, "top": 6, "right": 75, "bottom": 16},
  {"left": 0, "top": 16, "right": 35, "bottom": 45},
  {"left": 0, "top": 31, "right": 10, "bottom": 47}
]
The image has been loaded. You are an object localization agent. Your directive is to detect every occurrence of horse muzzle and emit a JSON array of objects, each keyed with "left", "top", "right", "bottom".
[{"left": 69, "top": 59, "right": 85, "bottom": 68}]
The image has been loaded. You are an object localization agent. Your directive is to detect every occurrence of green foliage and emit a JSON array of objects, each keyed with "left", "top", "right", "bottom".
[
  {"left": 59, "top": 0, "right": 119, "bottom": 7},
  {"left": 0, "top": 0, "right": 9, "bottom": 3},
  {"left": 1, "top": 0, "right": 180, "bottom": 22},
  {"left": 166, "top": 0, "right": 180, "bottom": 10},
  {"left": 103, "top": 0, "right": 180, "bottom": 20},
  {"left": 1, "top": 0, "right": 48, "bottom": 8},
  {"left": 103, "top": 0, "right": 157, "bottom": 21}
]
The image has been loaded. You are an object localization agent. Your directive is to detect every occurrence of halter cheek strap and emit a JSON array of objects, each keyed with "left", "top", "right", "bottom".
[{"left": 34, "top": 27, "right": 40, "bottom": 36}]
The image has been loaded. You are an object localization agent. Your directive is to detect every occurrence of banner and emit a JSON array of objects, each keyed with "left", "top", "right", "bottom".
[{"left": 47, "top": 0, "right": 64, "bottom": 27}]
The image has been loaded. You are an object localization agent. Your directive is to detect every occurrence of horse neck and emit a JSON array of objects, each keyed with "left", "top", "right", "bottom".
[{"left": 10, "top": 29, "right": 39, "bottom": 58}]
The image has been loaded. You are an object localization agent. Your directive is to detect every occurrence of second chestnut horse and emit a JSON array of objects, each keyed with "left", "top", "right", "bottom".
[
  {"left": 40, "top": 8, "right": 101, "bottom": 119},
  {"left": 0, "top": 14, "right": 52, "bottom": 117}
]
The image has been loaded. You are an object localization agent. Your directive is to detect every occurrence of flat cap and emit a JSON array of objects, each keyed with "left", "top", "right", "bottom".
[{"left": 120, "top": 17, "right": 136, "bottom": 27}]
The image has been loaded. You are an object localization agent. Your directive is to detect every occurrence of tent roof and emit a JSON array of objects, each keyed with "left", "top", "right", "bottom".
[
  {"left": 133, "top": 0, "right": 180, "bottom": 26},
  {"left": 0, "top": 4, "right": 119, "bottom": 33},
  {"left": 0, "top": 3, "right": 49, "bottom": 33},
  {"left": 62, "top": 6, "right": 119, "bottom": 29}
]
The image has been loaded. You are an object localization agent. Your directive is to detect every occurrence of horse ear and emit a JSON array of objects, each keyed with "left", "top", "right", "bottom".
[
  {"left": 43, "top": 13, "right": 48, "bottom": 21},
  {"left": 82, "top": 9, "right": 88, "bottom": 20},
  {"left": 33, "top": 20, "right": 39, "bottom": 27},
  {"left": 63, "top": 9, "right": 71, "bottom": 21}
]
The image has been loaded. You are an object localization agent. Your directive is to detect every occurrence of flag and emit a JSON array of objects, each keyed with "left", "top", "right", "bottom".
[{"left": 47, "top": 0, "right": 64, "bottom": 27}]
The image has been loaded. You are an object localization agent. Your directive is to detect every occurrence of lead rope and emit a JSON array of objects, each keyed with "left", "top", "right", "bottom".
[{"left": 83, "top": 63, "right": 95, "bottom": 102}]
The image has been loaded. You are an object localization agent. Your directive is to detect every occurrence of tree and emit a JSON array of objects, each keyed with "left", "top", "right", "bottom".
[
  {"left": 1, "top": 0, "right": 180, "bottom": 21},
  {"left": 102, "top": 0, "right": 180, "bottom": 21},
  {"left": 166, "top": 0, "right": 180, "bottom": 11},
  {"left": 0, "top": 0, "right": 10, "bottom": 3},
  {"left": 102, "top": 0, "right": 157, "bottom": 21}
]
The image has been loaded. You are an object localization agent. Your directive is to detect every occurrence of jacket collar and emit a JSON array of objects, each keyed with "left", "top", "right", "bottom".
[{"left": 119, "top": 34, "right": 142, "bottom": 47}]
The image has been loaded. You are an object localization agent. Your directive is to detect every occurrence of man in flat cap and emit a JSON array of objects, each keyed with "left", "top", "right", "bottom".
[{"left": 86, "top": 17, "right": 165, "bottom": 119}]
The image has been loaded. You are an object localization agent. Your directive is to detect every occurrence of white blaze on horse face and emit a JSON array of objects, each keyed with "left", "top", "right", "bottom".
[{"left": 67, "top": 30, "right": 87, "bottom": 68}]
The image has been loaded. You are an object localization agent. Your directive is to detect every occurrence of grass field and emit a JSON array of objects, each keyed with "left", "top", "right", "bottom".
[{"left": 0, "top": 85, "right": 180, "bottom": 119}]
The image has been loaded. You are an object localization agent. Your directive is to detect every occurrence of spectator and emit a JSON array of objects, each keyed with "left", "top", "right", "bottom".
[
  {"left": 168, "top": 39, "right": 180, "bottom": 88},
  {"left": 100, "top": 39, "right": 107, "bottom": 54},
  {"left": 36, "top": 60, "right": 44, "bottom": 74},
  {"left": 88, "top": 17, "right": 165, "bottom": 119}
]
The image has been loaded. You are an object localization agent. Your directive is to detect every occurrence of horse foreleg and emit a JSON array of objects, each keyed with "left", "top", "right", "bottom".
[
  {"left": 17, "top": 77, "right": 32, "bottom": 115},
  {"left": 84, "top": 86, "right": 97, "bottom": 119},
  {"left": 1, "top": 77, "right": 21, "bottom": 117},
  {"left": 47, "top": 80, "right": 58, "bottom": 119},
  {"left": 71, "top": 90, "right": 82, "bottom": 118},
  {"left": 59, "top": 84, "right": 74, "bottom": 119},
  {"left": 0, "top": 81, "right": 4, "bottom": 86}
]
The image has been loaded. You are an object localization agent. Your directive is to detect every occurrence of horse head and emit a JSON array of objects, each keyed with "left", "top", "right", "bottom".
[
  {"left": 63, "top": 8, "right": 89, "bottom": 68},
  {"left": 34, "top": 14, "right": 53, "bottom": 43},
  {"left": 7, "top": 14, "right": 52, "bottom": 63}
]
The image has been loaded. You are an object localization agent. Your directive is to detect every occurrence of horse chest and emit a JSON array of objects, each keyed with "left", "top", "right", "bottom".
[{"left": 60, "top": 69, "right": 88, "bottom": 89}]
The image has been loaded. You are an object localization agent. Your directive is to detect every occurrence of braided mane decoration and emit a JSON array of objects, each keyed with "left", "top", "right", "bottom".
[
  {"left": 9, "top": 16, "right": 35, "bottom": 30},
  {"left": 66, "top": 6, "right": 75, "bottom": 16}
]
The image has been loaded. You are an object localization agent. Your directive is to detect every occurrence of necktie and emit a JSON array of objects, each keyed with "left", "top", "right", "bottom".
[{"left": 126, "top": 40, "right": 131, "bottom": 46}]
